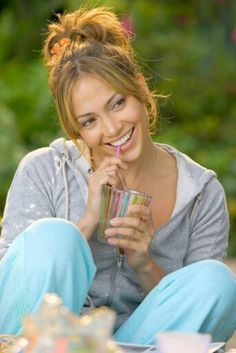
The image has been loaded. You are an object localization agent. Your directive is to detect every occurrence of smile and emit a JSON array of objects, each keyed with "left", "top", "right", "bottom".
[{"left": 108, "top": 127, "right": 135, "bottom": 147}]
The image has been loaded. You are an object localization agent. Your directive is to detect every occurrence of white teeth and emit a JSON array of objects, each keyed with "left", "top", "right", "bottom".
[{"left": 110, "top": 128, "right": 133, "bottom": 147}]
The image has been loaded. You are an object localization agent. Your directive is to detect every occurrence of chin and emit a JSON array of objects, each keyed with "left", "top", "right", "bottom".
[{"left": 121, "top": 145, "right": 143, "bottom": 163}]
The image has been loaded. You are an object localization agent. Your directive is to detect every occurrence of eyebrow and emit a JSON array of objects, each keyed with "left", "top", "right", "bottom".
[{"left": 76, "top": 93, "right": 118, "bottom": 120}]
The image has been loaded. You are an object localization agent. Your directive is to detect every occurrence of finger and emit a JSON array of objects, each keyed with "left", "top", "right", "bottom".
[
  {"left": 93, "top": 171, "right": 114, "bottom": 186},
  {"left": 107, "top": 236, "right": 148, "bottom": 252},
  {"left": 128, "top": 205, "right": 149, "bottom": 215},
  {"left": 110, "top": 216, "right": 144, "bottom": 231},
  {"left": 104, "top": 165, "right": 121, "bottom": 172},
  {"left": 89, "top": 172, "right": 116, "bottom": 189},
  {"left": 105, "top": 226, "right": 142, "bottom": 240},
  {"left": 102, "top": 168, "right": 127, "bottom": 190},
  {"left": 128, "top": 205, "right": 153, "bottom": 222},
  {"left": 100, "top": 157, "right": 128, "bottom": 170},
  {"left": 103, "top": 165, "right": 124, "bottom": 178},
  {"left": 105, "top": 174, "right": 125, "bottom": 189}
]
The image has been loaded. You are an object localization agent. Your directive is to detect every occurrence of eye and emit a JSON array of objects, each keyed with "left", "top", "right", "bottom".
[
  {"left": 112, "top": 97, "right": 125, "bottom": 110},
  {"left": 79, "top": 117, "right": 96, "bottom": 128}
]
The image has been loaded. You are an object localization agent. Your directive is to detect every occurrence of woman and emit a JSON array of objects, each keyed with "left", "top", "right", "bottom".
[{"left": 0, "top": 6, "right": 236, "bottom": 343}]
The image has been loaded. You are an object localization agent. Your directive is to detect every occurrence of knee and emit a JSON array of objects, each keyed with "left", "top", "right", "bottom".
[
  {"left": 193, "top": 260, "right": 236, "bottom": 301},
  {"left": 24, "top": 217, "right": 84, "bottom": 244},
  {"left": 22, "top": 218, "right": 90, "bottom": 263},
  {"left": 24, "top": 217, "right": 81, "bottom": 235}
]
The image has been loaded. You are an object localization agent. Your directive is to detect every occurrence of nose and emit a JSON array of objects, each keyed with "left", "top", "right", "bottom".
[{"left": 101, "top": 116, "right": 122, "bottom": 137}]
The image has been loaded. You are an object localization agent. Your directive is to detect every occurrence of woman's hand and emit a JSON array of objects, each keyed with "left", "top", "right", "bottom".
[
  {"left": 78, "top": 157, "right": 128, "bottom": 239},
  {"left": 104, "top": 204, "right": 154, "bottom": 271}
]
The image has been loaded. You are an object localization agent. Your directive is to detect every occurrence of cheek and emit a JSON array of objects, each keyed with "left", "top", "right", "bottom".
[
  {"left": 79, "top": 131, "right": 100, "bottom": 147},
  {"left": 124, "top": 102, "right": 147, "bottom": 124}
]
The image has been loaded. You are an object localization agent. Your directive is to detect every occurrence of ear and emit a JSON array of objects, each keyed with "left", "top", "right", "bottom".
[{"left": 137, "top": 73, "right": 149, "bottom": 94}]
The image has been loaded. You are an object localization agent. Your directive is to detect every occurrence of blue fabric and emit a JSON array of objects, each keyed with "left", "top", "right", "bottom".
[
  {"left": 114, "top": 260, "right": 236, "bottom": 344},
  {"left": 0, "top": 218, "right": 236, "bottom": 344},
  {"left": 0, "top": 218, "right": 96, "bottom": 334}
]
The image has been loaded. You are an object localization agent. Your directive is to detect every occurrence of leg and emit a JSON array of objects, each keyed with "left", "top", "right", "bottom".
[
  {"left": 114, "top": 260, "right": 236, "bottom": 344},
  {"left": 0, "top": 218, "right": 96, "bottom": 335}
]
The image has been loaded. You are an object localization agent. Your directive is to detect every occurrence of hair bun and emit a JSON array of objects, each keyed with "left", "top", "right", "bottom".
[
  {"left": 44, "top": 6, "right": 129, "bottom": 63},
  {"left": 70, "top": 7, "right": 128, "bottom": 48}
]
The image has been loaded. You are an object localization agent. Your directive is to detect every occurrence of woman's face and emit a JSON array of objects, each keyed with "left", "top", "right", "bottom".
[{"left": 71, "top": 74, "right": 150, "bottom": 163}]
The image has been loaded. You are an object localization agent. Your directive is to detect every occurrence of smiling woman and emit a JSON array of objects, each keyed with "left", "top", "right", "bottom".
[
  {"left": 43, "top": 8, "right": 157, "bottom": 144},
  {"left": 0, "top": 5, "right": 236, "bottom": 345},
  {"left": 70, "top": 74, "right": 150, "bottom": 167}
]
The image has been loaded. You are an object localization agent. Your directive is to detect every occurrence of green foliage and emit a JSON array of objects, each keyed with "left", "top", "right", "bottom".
[{"left": 0, "top": 0, "right": 236, "bottom": 254}]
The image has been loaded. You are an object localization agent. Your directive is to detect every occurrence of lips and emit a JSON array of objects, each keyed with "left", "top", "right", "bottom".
[{"left": 107, "top": 127, "right": 135, "bottom": 147}]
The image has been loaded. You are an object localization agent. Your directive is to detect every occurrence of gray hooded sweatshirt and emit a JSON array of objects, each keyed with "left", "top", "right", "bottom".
[{"left": 0, "top": 138, "right": 229, "bottom": 330}]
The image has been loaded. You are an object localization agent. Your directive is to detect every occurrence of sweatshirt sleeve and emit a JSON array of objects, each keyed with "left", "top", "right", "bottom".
[
  {"left": 0, "top": 153, "right": 55, "bottom": 261},
  {"left": 184, "top": 177, "right": 229, "bottom": 265}
]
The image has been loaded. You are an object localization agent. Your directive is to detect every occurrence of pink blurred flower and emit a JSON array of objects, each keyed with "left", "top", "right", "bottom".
[
  {"left": 120, "top": 15, "right": 135, "bottom": 38},
  {"left": 231, "top": 28, "right": 236, "bottom": 45}
]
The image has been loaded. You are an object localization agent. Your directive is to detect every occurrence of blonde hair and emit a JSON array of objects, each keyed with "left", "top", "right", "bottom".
[{"left": 43, "top": 6, "right": 158, "bottom": 140}]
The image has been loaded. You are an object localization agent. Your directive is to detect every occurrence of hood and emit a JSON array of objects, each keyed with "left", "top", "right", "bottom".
[
  {"left": 50, "top": 137, "right": 81, "bottom": 160},
  {"left": 50, "top": 137, "right": 92, "bottom": 173},
  {"left": 50, "top": 138, "right": 92, "bottom": 219},
  {"left": 48, "top": 138, "right": 217, "bottom": 222},
  {"left": 160, "top": 144, "right": 216, "bottom": 218}
]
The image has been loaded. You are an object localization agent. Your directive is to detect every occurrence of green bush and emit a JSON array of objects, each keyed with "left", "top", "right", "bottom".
[{"left": 0, "top": 0, "right": 236, "bottom": 254}]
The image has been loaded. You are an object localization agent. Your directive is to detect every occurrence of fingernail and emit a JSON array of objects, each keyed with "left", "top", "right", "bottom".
[
  {"left": 110, "top": 218, "right": 118, "bottom": 225},
  {"left": 108, "top": 237, "right": 116, "bottom": 245}
]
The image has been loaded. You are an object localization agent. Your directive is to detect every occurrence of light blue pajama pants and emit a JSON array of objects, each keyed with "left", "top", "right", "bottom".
[{"left": 0, "top": 218, "right": 236, "bottom": 344}]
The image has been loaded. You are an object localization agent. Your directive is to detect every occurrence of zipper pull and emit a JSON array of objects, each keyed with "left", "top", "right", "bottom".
[
  {"left": 117, "top": 247, "right": 125, "bottom": 269},
  {"left": 117, "top": 254, "right": 124, "bottom": 269}
]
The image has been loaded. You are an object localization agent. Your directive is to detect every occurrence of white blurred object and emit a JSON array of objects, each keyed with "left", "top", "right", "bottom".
[
  {"left": 156, "top": 332, "right": 211, "bottom": 353},
  {"left": 23, "top": 293, "right": 120, "bottom": 353}
]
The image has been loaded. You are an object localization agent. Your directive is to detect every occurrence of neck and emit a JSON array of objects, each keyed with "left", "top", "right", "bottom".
[{"left": 122, "top": 138, "right": 159, "bottom": 189}]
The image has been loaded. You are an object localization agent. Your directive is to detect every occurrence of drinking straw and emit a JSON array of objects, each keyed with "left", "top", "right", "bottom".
[
  {"left": 112, "top": 189, "right": 122, "bottom": 217},
  {"left": 99, "top": 184, "right": 112, "bottom": 237},
  {"left": 119, "top": 190, "right": 130, "bottom": 217},
  {"left": 107, "top": 187, "right": 116, "bottom": 219},
  {"left": 115, "top": 145, "right": 121, "bottom": 156},
  {"left": 145, "top": 195, "right": 152, "bottom": 206}
]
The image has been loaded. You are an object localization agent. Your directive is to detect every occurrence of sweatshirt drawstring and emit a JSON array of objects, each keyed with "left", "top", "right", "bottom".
[{"left": 61, "top": 154, "right": 70, "bottom": 220}]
